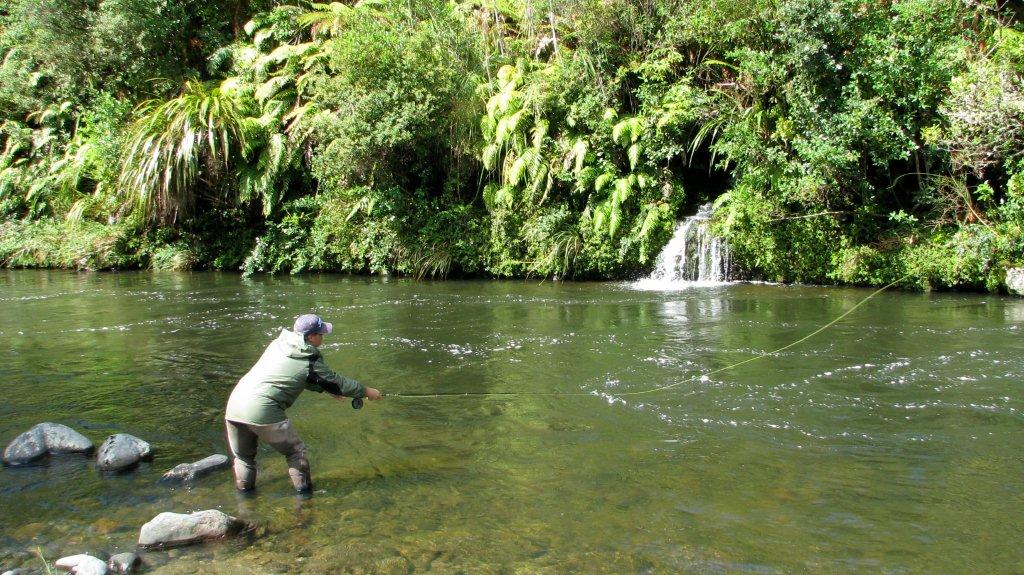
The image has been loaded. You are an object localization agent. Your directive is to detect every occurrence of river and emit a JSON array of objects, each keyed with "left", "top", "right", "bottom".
[{"left": 1, "top": 270, "right": 1022, "bottom": 573}]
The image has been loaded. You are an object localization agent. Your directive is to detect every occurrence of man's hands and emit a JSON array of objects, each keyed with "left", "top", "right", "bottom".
[{"left": 330, "top": 387, "right": 382, "bottom": 403}]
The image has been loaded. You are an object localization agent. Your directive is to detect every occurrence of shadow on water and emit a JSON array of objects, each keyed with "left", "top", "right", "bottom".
[{"left": 1, "top": 271, "right": 1023, "bottom": 573}]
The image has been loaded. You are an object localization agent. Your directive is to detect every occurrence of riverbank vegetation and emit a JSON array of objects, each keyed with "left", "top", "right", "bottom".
[{"left": 1, "top": 0, "right": 1021, "bottom": 290}]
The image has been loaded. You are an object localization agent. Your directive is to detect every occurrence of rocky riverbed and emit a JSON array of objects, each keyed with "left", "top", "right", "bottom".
[{"left": 2, "top": 423, "right": 247, "bottom": 574}]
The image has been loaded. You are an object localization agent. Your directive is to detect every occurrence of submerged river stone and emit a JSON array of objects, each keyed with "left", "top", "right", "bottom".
[
  {"left": 3, "top": 422, "right": 94, "bottom": 465},
  {"left": 96, "top": 434, "right": 152, "bottom": 471},
  {"left": 160, "top": 454, "right": 230, "bottom": 484},
  {"left": 107, "top": 552, "right": 141, "bottom": 574},
  {"left": 54, "top": 553, "right": 108, "bottom": 575},
  {"left": 138, "top": 510, "right": 245, "bottom": 549}
]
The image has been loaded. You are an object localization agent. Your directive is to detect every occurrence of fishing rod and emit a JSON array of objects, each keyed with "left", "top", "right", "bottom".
[
  {"left": 350, "top": 391, "right": 531, "bottom": 408},
  {"left": 361, "top": 277, "right": 906, "bottom": 404}
]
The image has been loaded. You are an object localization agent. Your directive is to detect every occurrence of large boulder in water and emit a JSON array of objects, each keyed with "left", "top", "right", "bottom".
[
  {"left": 3, "top": 422, "right": 94, "bottom": 465},
  {"left": 1007, "top": 267, "right": 1024, "bottom": 296},
  {"left": 138, "top": 510, "right": 246, "bottom": 549},
  {"left": 96, "top": 434, "right": 153, "bottom": 472},
  {"left": 54, "top": 553, "right": 108, "bottom": 575},
  {"left": 41, "top": 423, "right": 95, "bottom": 453},
  {"left": 3, "top": 425, "right": 45, "bottom": 464},
  {"left": 160, "top": 454, "right": 230, "bottom": 484}
]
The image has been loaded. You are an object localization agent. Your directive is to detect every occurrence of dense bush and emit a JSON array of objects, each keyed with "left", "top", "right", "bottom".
[
  {"left": 240, "top": 187, "right": 488, "bottom": 278},
  {"left": 0, "top": 218, "right": 141, "bottom": 269},
  {"left": 1, "top": 0, "right": 1022, "bottom": 290}
]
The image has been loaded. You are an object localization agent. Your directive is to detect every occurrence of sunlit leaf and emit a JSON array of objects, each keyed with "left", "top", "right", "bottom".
[
  {"left": 532, "top": 120, "right": 548, "bottom": 150},
  {"left": 595, "top": 172, "right": 614, "bottom": 193},
  {"left": 255, "top": 76, "right": 292, "bottom": 103},
  {"left": 609, "top": 206, "right": 622, "bottom": 237},
  {"left": 627, "top": 143, "right": 640, "bottom": 170},
  {"left": 508, "top": 152, "right": 528, "bottom": 186},
  {"left": 482, "top": 143, "right": 499, "bottom": 170},
  {"left": 571, "top": 139, "right": 587, "bottom": 174},
  {"left": 497, "top": 65, "right": 518, "bottom": 87}
]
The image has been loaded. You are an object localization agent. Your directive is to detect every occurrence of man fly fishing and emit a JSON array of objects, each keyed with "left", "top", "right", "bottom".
[{"left": 224, "top": 313, "right": 382, "bottom": 494}]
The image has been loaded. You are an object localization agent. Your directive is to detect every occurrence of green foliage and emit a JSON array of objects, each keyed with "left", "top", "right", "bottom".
[
  {"left": 906, "top": 226, "right": 1016, "bottom": 292},
  {"left": 306, "top": 2, "right": 482, "bottom": 192},
  {"left": 150, "top": 242, "right": 198, "bottom": 271},
  {"left": 0, "top": 101, "right": 78, "bottom": 218},
  {"left": 475, "top": 49, "right": 687, "bottom": 279},
  {"left": 61, "top": 93, "right": 135, "bottom": 223},
  {"left": 36, "top": 545, "right": 55, "bottom": 575},
  {"left": 939, "top": 56, "right": 1024, "bottom": 178},
  {"left": 0, "top": 218, "right": 142, "bottom": 269},
  {"left": 1, "top": 0, "right": 1023, "bottom": 291},
  {"left": 0, "top": 0, "right": 94, "bottom": 114},
  {"left": 241, "top": 188, "right": 487, "bottom": 277},
  {"left": 0, "top": 0, "right": 260, "bottom": 111},
  {"left": 715, "top": 183, "right": 848, "bottom": 283},
  {"left": 119, "top": 79, "right": 254, "bottom": 223},
  {"left": 89, "top": 0, "right": 193, "bottom": 95}
]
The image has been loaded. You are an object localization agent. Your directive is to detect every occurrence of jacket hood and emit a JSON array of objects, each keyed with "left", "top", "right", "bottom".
[{"left": 273, "top": 328, "right": 319, "bottom": 359}]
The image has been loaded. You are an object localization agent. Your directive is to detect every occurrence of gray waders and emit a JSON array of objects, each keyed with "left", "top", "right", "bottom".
[
  {"left": 224, "top": 355, "right": 337, "bottom": 493},
  {"left": 225, "top": 419, "right": 312, "bottom": 493}
]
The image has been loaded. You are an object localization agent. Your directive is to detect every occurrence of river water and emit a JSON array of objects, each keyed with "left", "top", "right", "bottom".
[{"left": 0, "top": 270, "right": 1022, "bottom": 574}]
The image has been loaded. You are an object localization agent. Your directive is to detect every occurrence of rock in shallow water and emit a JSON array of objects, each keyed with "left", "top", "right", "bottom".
[
  {"left": 39, "top": 423, "right": 94, "bottom": 453},
  {"left": 106, "top": 552, "right": 141, "bottom": 574},
  {"left": 138, "top": 510, "right": 246, "bottom": 549},
  {"left": 3, "top": 423, "right": 94, "bottom": 465},
  {"left": 54, "top": 554, "right": 108, "bottom": 575},
  {"left": 160, "top": 454, "right": 230, "bottom": 484},
  {"left": 96, "top": 434, "right": 152, "bottom": 472},
  {"left": 3, "top": 426, "right": 45, "bottom": 465}
]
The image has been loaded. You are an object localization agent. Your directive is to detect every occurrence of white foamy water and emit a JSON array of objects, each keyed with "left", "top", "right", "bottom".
[{"left": 633, "top": 203, "right": 732, "bottom": 290}]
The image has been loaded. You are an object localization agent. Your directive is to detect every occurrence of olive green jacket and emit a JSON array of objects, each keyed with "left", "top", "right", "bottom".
[{"left": 225, "top": 329, "right": 365, "bottom": 425}]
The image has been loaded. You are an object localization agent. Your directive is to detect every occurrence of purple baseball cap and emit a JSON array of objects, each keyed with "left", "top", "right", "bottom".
[{"left": 293, "top": 313, "right": 333, "bottom": 336}]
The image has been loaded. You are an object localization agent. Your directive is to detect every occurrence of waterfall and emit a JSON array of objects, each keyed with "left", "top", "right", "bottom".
[{"left": 636, "top": 203, "right": 732, "bottom": 288}]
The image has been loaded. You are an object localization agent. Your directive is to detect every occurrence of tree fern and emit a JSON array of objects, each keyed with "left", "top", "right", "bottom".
[
  {"left": 296, "top": 2, "right": 356, "bottom": 38},
  {"left": 568, "top": 138, "right": 587, "bottom": 174}
]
